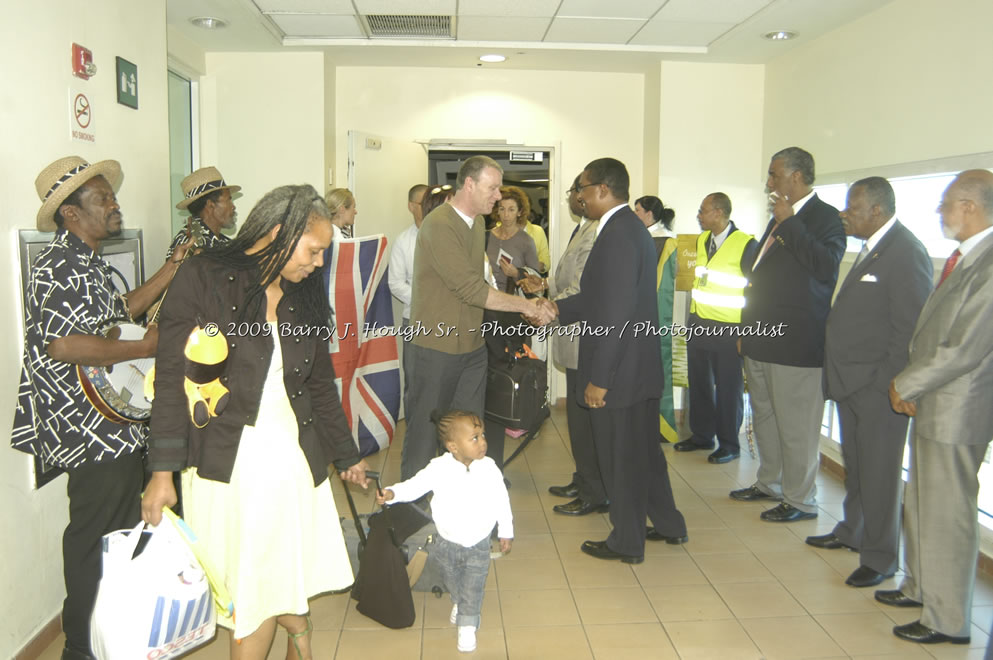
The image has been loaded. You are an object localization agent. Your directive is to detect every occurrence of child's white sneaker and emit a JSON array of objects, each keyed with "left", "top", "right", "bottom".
[
  {"left": 457, "top": 625, "right": 477, "bottom": 652},
  {"left": 450, "top": 604, "right": 458, "bottom": 625}
]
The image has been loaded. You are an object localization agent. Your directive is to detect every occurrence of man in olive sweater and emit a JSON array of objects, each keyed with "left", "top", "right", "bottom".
[{"left": 401, "top": 156, "right": 550, "bottom": 480}]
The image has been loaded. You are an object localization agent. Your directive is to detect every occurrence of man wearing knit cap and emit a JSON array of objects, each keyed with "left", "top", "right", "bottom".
[
  {"left": 11, "top": 156, "right": 188, "bottom": 660},
  {"left": 165, "top": 165, "right": 240, "bottom": 261}
]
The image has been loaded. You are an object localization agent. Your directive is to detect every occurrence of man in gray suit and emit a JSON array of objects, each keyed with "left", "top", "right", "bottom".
[
  {"left": 876, "top": 169, "right": 993, "bottom": 645},
  {"left": 529, "top": 176, "right": 606, "bottom": 516},
  {"left": 807, "top": 177, "right": 932, "bottom": 589}
]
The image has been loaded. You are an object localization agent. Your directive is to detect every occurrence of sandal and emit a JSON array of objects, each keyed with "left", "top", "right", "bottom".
[{"left": 287, "top": 616, "right": 313, "bottom": 659}]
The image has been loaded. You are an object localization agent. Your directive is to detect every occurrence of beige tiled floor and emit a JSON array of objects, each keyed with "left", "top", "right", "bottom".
[{"left": 36, "top": 406, "right": 993, "bottom": 659}]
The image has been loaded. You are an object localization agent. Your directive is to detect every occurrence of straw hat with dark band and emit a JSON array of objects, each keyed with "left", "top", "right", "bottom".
[
  {"left": 35, "top": 156, "right": 123, "bottom": 232},
  {"left": 176, "top": 166, "right": 241, "bottom": 210}
]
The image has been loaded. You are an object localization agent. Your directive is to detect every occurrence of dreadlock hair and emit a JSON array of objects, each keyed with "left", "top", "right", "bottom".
[
  {"left": 204, "top": 184, "right": 332, "bottom": 327},
  {"left": 430, "top": 408, "right": 482, "bottom": 451}
]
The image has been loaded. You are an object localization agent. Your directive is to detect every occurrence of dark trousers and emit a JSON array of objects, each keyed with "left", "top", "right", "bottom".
[
  {"left": 63, "top": 451, "right": 144, "bottom": 658},
  {"left": 566, "top": 369, "right": 605, "bottom": 504},
  {"left": 687, "top": 333, "right": 744, "bottom": 451},
  {"left": 401, "top": 344, "right": 488, "bottom": 480},
  {"left": 834, "top": 388, "right": 909, "bottom": 575},
  {"left": 400, "top": 318, "right": 411, "bottom": 417},
  {"left": 591, "top": 398, "right": 686, "bottom": 557},
  {"left": 483, "top": 418, "right": 506, "bottom": 474}
]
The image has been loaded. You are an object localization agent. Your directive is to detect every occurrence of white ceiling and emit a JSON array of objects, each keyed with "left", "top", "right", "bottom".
[{"left": 167, "top": 0, "right": 895, "bottom": 72}]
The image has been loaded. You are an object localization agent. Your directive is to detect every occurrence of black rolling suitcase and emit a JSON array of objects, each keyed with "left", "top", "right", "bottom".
[
  {"left": 485, "top": 354, "right": 547, "bottom": 430},
  {"left": 342, "top": 471, "right": 431, "bottom": 628},
  {"left": 482, "top": 312, "right": 550, "bottom": 466}
]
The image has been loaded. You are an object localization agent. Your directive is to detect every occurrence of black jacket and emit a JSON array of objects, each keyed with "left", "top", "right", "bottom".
[
  {"left": 557, "top": 205, "right": 662, "bottom": 408},
  {"left": 146, "top": 255, "right": 360, "bottom": 485},
  {"left": 741, "top": 194, "right": 845, "bottom": 367}
]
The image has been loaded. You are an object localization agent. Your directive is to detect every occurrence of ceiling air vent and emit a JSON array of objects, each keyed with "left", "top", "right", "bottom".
[{"left": 362, "top": 14, "right": 455, "bottom": 39}]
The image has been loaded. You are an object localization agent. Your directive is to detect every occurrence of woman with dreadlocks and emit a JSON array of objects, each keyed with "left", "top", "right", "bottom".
[{"left": 142, "top": 184, "right": 370, "bottom": 660}]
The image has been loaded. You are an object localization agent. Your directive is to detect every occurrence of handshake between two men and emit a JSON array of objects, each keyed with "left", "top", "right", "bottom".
[
  {"left": 513, "top": 275, "right": 607, "bottom": 409},
  {"left": 516, "top": 273, "right": 558, "bottom": 327}
]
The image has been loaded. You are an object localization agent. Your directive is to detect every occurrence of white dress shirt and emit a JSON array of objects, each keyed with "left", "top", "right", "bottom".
[
  {"left": 710, "top": 222, "right": 733, "bottom": 251},
  {"left": 450, "top": 203, "right": 476, "bottom": 228},
  {"left": 958, "top": 225, "right": 993, "bottom": 259},
  {"left": 389, "top": 223, "right": 418, "bottom": 320},
  {"left": 862, "top": 215, "right": 898, "bottom": 254},
  {"left": 647, "top": 221, "right": 675, "bottom": 239},
  {"left": 594, "top": 204, "right": 628, "bottom": 240}
]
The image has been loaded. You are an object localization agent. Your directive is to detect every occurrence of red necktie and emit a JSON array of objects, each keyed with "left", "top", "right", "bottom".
[{"left": 938, "top": 249, "right": 961, "bottom": 287}]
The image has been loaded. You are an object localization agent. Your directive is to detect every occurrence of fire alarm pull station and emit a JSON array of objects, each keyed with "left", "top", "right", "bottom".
[{"left": 72, "top": 43, "right": 96, "bottom": 80}]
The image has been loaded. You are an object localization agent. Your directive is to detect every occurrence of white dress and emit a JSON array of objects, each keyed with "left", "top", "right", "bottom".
[{"left": 182, "top": 325, "right": 354, "bottom": 638}]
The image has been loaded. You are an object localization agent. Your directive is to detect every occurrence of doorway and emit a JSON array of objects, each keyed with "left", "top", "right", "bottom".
[
  {"left": 166, "top": 70, "right": 198, "bottom": 235},
  {"left": 427, "top": 149, "right": 551, "bottom": 249},
  {"left": 347, "top": 135, "right": 564, "bottom": 406}
]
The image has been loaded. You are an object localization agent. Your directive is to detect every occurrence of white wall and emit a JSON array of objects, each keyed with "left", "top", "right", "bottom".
[
  {"left": 201, "top": 52, "right": 326, "bottom": 213},
  {"left": 657, "top": 61, "right": 767, "bottom": 239},
  {"left": 763, "top": 0, "right": 993, "bottom": 176},
  {"left": 334, "top": 65, "right": 645, "bottom": 245},
  {"left": 0, "top": 1, "right": 171, "bottom": 656}
]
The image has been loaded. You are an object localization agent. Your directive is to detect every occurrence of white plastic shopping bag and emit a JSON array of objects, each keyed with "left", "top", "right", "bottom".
[{"left": 89, "top": 519, "right": 215, "bottom": 659}]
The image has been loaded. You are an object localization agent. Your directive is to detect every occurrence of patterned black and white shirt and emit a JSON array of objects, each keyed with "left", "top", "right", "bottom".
[
  {"left": 11, "top": 230, "right": 146, "bottom": 469},
  {"left": 164, "top": 216, "right": 228, "bottom": 261}
]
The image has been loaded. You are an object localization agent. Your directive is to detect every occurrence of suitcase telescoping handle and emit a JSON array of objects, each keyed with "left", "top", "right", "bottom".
[
  {"left": 341, "top": 469, "right": 381, "bottom": 549},
  {"left": 365, "top": 470, "right": 403, "bottom": 547},
  {"left": 341, "top": 469, "right": 403, "bottom": 550}
]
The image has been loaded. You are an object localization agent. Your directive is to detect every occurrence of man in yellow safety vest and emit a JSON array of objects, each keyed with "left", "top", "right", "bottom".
[{"left": 674, "top": 192, "right": 757, "bottom": 464}]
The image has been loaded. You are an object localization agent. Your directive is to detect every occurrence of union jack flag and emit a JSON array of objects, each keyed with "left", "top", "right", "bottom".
[{"left": 324, "top": 235, "right": 400, "bottom": 457}]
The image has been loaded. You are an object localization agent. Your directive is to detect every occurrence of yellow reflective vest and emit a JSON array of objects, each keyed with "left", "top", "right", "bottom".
[{"left": 690, "top": 229, "right": 753, "bottom": 323}]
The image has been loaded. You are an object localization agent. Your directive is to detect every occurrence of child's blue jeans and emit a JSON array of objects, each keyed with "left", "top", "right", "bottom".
[{"left": 435, "top": 535, "right": 491, "bottom": 628}]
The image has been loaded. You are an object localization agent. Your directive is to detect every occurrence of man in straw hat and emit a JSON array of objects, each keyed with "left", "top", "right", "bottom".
[
  {"left": 11, "top": 155, "right": 189, "bottom": 660},
  {"left": 165, "top": 165, "right": 240, "bottom": 261}
]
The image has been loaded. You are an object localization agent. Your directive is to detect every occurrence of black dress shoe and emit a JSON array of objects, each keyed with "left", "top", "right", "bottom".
[
  {"left": 674, "top": 439, "right": 711, "bottom": 452},
  {"left": 846, "top": 565, "right": 892, "bottom": 588},
  {"left": 581, "top": 540, "right": 643, "bottom": 564},
  {"left": 646, "top": 527, "right": 688, "bottom": 544},
  {"left": 729, "top": 486, "right": 776, "bottom": 501},
  {"left": 707, "top": 447, "right": 740, "bottom": 464},
  {"left": 893, "top": 621, "right": 969, "bottom": 644},
  {"left": 553, "top": 498, "right": 609, "bottom": 516},
  {"left": 548, "top": 482, "right": 579, "bottom": 498},
  {"left": 874, "top": 589, "right": 923, "bottom": 608},
  {"left": 760, "top": 502, "right": 817, "bottom": 522},
  {"left": 805, "top": 533, "right": 856, "bottom": 551},
  {"left": 62, "top": 644, "right": 96, "bottom": 660}
]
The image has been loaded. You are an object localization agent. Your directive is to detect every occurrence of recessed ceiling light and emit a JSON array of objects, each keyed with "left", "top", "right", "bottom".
[
  {"left": 190, "top": 16, "right": 228, "bottom": 30},
  {"left": 763, "top": 30, "right": 797, "bottom": 41},
  {"left": 479, "top": 54, "right": 507, "bottom": 63}
]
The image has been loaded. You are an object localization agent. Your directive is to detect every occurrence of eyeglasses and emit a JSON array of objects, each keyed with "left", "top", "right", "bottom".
[
  {"left": 429, "top": 184, "right": 453, "bottom": 195},
  {"left": 566, "top": 182, "right": 600, "bottom": 195}
]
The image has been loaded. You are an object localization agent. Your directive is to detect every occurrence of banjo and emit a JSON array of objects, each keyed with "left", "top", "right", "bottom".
[{"left": 78, "top": 220, "right": 208, "bottom": 424}]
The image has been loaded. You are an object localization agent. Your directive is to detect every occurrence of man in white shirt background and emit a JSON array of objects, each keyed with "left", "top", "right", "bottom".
[{"left": 390, "top": 183, "right": 428, "bottom": 409}]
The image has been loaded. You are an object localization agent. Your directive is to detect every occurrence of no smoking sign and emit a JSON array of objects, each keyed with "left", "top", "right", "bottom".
[{"left": 69, "top": 87, "right": 96, "bottom": 143}]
